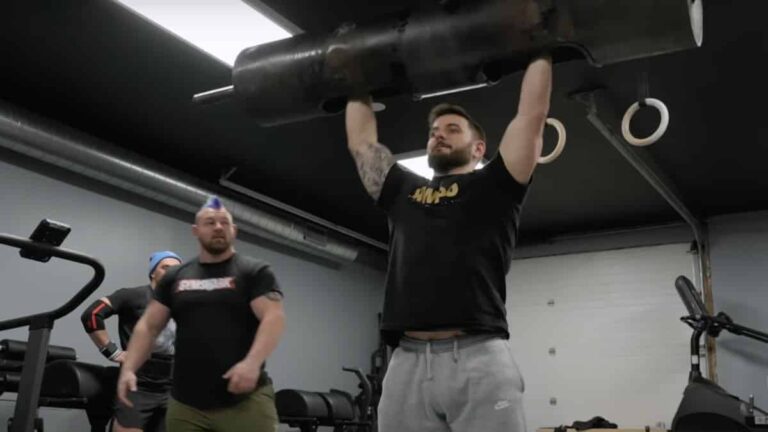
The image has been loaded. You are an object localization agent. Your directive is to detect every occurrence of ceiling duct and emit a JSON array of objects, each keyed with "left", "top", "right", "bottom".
[{"left": 0, "top": 101, "right": 360, "bottom": 263}]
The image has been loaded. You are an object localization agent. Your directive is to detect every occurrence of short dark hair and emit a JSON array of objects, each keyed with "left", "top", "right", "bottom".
[{"left": 427, "top": 103, "right": 486, "bottom": 142}]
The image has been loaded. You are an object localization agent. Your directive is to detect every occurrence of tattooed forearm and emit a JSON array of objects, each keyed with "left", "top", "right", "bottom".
[{"left": 350, "top": 141, "right": 395, "bottom": 201}]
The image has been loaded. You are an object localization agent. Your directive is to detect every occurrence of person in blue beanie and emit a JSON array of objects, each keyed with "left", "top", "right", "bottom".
[{"left": 81, "top": 250, "right": 183, "bottom": 432}]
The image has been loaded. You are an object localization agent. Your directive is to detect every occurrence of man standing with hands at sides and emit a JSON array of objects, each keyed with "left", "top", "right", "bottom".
[
  {"left": 81, "top": 250, "right": 182, "bottom": 432},
  {"left": 345, "top": 54, "right": 552, "bottom": 432},
  {"left": 118, "top": 196, "right": 286, "bottom": 432}
]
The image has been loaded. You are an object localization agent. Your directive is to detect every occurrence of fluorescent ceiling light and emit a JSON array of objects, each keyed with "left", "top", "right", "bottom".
[
  {"left": 397, "top": 155, "right": 435, "bottom": 180},
  {"left": 115, "top": 0, "right": 295, "bottom": 66},
  {"left": 397, "top": 154, "right": 484, "bottom": 180}
]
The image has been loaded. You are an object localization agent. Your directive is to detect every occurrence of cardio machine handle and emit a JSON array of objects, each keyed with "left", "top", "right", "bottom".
[
  {"left": 0, "top": 234, "right": 105, "bottom": 331},
  {"left": 342, "top": 366, "right": 372, "bottom": 414}
]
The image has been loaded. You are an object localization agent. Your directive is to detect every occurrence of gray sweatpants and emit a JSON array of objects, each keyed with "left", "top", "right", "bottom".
[{"left": 378, "top": 334, "right": 526, "bottom": 432}]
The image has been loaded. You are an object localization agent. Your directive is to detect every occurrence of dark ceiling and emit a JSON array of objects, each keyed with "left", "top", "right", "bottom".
[{"left": 2, "top": 0, "right": 767, "bottom": 252}]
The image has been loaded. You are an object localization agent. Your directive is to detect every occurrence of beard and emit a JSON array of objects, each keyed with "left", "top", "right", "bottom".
[
  {"left": 200, "top": 236, "right": 231, "bottom": 255},
  {"left": 427, "top": 144, "right": 473, "bottom": 174}
]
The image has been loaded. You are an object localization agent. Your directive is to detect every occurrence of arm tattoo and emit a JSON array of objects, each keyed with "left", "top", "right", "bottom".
[
  {"left": 265, "top": 291, "right": 283, "bottom": 302},
  {"left": 350, "top": 142, "right": 395, "bottom": 201}
]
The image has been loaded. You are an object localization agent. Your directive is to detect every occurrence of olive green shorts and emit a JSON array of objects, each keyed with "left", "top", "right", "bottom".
[{"left": 166, "top": 385, "right": 278, "bottom": 432}]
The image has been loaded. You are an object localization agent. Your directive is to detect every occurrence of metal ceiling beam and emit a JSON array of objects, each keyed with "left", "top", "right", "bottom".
[
  {"left": 220, "top": 167, "right": 388, "bottom": 251},
  {"left": 572, "top": 88, "right": 717, "bottom": 381},
  {"left": 573, "top": 88, "right": 706, "bottom": 245}
]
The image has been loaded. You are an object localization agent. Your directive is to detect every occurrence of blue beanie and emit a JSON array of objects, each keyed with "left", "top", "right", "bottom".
[{"left": 148, "top": 251, "right": 182, "bottom": 279}]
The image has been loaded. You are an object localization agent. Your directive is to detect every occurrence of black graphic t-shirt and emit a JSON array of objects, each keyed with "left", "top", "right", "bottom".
[
  {"left": 154, "top": 254, "right": 281, "bottom": 410},
  {"left": 377, "top": 154, "right": 529, "bottom": 346}
]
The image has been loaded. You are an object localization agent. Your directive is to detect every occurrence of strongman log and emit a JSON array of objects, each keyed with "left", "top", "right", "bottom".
[{"left": 224, "top": 0, "right": 702, "bottom": 126}]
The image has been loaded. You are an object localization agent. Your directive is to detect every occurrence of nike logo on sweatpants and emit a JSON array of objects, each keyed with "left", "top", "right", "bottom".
[{"left": 494, "top": 400, "right": 512, "bottom": 410}]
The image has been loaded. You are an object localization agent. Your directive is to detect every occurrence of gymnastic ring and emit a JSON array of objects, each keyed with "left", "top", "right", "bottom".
[
  {"left": 621, "top": 98, "right": 669, "bottom": 147},
  {"left": 538, "top": 118, "right": 566, "bottom": 164}
]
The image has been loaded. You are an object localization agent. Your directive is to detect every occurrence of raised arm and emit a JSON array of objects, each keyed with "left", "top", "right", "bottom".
[
  {"left": 498, "top": 55, "right": 553, "bottom": 185},
  {"left": 346, "top": 97, "right": 396, "bottom": 201}
]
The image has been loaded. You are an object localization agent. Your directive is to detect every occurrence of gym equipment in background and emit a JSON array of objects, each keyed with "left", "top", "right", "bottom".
[
  {"left": 0, "top": 220, "right": 106, "bottom": 432},
  {"left": 0, "top": 340, "right": 118, "bottom": 432},
  {"left": 672, "top": 275, "right": 768, "bottom": 432},
  {"left": 277, "top": 367, "right": 374, "bottom": 432}
]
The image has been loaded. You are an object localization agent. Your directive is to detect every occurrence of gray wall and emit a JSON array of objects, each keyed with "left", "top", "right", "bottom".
[
  {"left": 709, "top": 211, "right": 768, "bottom": 407},
  {"left": 0, "top": 155, "right": 385, "bottom": 429}
]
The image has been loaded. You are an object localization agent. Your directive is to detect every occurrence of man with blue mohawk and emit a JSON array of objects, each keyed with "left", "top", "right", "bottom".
[{"left": 119, "top": 196, "right": 285, "bottom": 432}]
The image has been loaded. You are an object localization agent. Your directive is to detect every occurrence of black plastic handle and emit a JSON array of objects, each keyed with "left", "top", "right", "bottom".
[
  {"left": 342, "top": 366, "right": 372, "bottom": 414},
  {"left": 674, "top": 275, "right": 708, "bottom": 317},
  {"left": 0, "top": 233, "right": 105, "bottom": 331}
]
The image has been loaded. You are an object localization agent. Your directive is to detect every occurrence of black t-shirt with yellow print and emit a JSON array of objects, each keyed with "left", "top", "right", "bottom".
[
  {"left": 377, "top": 153, "right": 529, "bottom": 346},
  {"left": 154, "top": 254, "right": 281, "bottom": 410}
]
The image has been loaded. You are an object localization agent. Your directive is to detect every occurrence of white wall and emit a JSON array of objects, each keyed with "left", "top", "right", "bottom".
[{"left": 508, "top": 243, "right": 696, "bottom": 431}]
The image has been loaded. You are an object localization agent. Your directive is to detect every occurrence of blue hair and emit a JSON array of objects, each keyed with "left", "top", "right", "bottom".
[{"left": 201, "top": 196, "right": 224, "bottom": 210}]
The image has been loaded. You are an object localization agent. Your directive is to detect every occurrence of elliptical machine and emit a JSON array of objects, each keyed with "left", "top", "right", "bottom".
[
  {"left": 0, "top": 220, "right": 105, "bottom": 432},
  {"left": 672, "top": 275, "right": 768, "bottom": 432}
]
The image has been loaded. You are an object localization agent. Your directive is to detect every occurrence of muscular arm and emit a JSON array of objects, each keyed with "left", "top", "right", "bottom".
[
  {"left": 498, "top": 55, "right": 552, "bottom": 184},
  {"left": 244, "top": 292, "right": 285, "bottom": 367},
  {"left": 222, "top": 291, "right": 286, "bottom": 394},
  {"left": 87, "top": 330, "right": 110, "bottom": 349},
  {"left": 121, "top": 300, "right": 171, "bottom": 374},
  {"left": 81, "top": 297, "right": 126, "bottom": 361},
  {"left": 82, "top": 297, "right": 113, "bottom": 347},
  {"left": 346, "top": 97, "right": 395, "bottom": 201}
]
